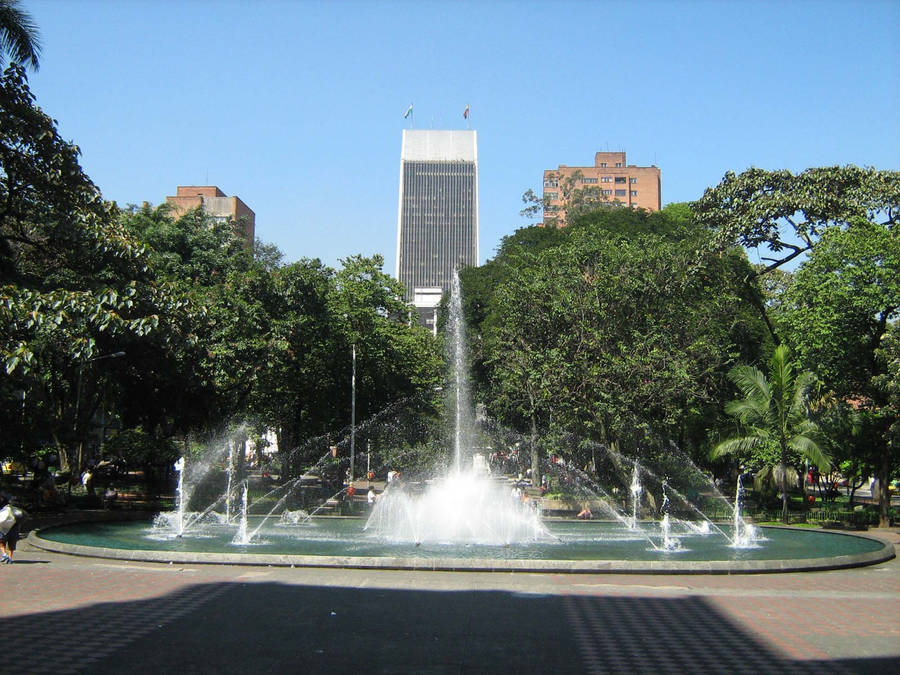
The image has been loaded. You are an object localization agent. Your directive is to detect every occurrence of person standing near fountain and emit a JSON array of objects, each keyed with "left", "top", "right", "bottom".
[{"left": 0, "top": 497, "right": 24, "bottom": 563}]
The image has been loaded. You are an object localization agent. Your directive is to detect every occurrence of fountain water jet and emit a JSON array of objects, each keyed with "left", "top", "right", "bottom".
[
  {"left": 629, "top": 460, "right": 642, "bottom": 529},
  {"left": 224, "top": 440, "right": 236, "bottom": 523},
  {"left": 731, "top": 474, "right": 760, "bottom": 548},
  {"left": 365, "top": 270, "right": 551, "bottom": 546},
  {"left": 173, "top": 457, "right": 186, "bottom": 537},
  {"left": 232, "top": 481, "right": 250, "bottom": 546},
  {"left": 657, "top": 482, "right": 682, "bottom": 551}
]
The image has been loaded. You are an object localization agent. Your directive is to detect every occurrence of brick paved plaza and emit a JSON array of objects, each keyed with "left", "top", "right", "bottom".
[{"left": 1, "top": 528, "right": 898, "bottom": 674}]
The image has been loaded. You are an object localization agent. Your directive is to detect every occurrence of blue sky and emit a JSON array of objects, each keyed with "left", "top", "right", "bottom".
[{"left": 27, "top": 0, "right": 899, "bottom": 272}]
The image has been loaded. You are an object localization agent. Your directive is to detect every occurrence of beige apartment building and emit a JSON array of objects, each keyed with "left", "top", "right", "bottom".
[
  {"left": 542, "top": 151, "right": 661, "bottom": 223},
  {"left": 165, "top": 186, "right": 255, "bottom": 242}
]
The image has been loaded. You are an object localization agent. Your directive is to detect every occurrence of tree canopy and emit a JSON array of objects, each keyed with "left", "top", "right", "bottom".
[{"left": 462, "top": 204, "right": 766, "bottom": 476}]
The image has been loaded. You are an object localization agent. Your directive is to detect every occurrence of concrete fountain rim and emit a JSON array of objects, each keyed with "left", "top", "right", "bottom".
[{"left": 28, "top": 520, "right": 896, "bottom": 575}]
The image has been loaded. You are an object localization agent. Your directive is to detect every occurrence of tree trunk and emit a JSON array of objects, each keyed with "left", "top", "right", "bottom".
[
  {"left": 781, "top": 485, "right": 789, "bottom": 524},
  {"left": 745, "top": 276, "right": 781, "bottom": 346},
  {"left": 780, "top": 461, "right": 790, "bottom": 525},
  {"left": 877, "top": 451, "right": 893, "bottom": 528},
  {"left": 530, "top": 414, "right": 540, "bottom": 487}
]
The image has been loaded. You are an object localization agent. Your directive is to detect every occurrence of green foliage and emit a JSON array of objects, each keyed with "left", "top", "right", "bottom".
[
  {"left": 781, "top": 219, "right": 899, "bottom": 394},
  {"left": 0, "top": 66, "right": 189, "bottom": 470},
  {"left": 463, "top": 203, "right": 765, "bottom": 468},
  {"left": 695, "top": 164, "right": 898, "bottom": 525},
  {"left": 522, "top": 170, "right": 631, "bottom": 226},
  {"left": 694, "top": 165, "right": 899, "bottom": 273},
  {"left": 694, "top": 165, "right": 900, "bottom": 345},
  {"left": 711, "top": 345, "right": 830, "bottom": 522},
  {"left": 778, "top": 218, "right": 899, "bottom": 526},
  {"left": 0, "top": 65, "right": 165, "bottom": 373},
  {"left": 101, "top": 427, "right": 178, "bottom": 467},
  {"left": 874, "top": 324, "right": 900, "bottom": 449}
]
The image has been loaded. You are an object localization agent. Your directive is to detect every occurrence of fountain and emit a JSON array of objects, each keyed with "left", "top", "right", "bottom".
[
  {"left": 28, "top": 272, "right": 895, "bottom": 573},
  {"left": 364, "top": 270, "right": 551, "bottom": 546}
]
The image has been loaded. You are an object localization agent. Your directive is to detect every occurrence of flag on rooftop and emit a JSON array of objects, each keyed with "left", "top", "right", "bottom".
[
  {"left": 403, "top": 104, "right": 413, "bottom": 119},
  {"left": 463, "top": 105, "right": 470, "bottom": 119}
]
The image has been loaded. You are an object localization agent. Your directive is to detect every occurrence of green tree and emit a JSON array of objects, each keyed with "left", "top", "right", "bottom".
[
  {"left": 779, "top": 220, "right": 899, "bottom": 526},
  {"left": 693, "top": 165, "right": 900, "bottom": 342},
  {"left": 328, "top": 254, "right": 442, "bottom": 438},
  {"left": 1, "top": 67, "right": 177, "bottom": 472},
  {"left": 712, "top": 344, "right": 831, "bottom": 523},
  {"left": 117, "top": 202, "right": 263, "bottom": 438},
  {"left": 0, "top": 0, "right": 40, "bottom": 70},
  {"left": 248, "top": 254, "right": 442, "bottom": 476},
  {"left": 873, "top": 325, "right": 900, "bottom": 515},
  {"left": 474, "top": 205, "right": 765, "bottom": 472},
  {"left": 483, "top": 258, "right": 568, "bottom": 482},
  {"left": 520, "top": 170, "right": 624, "bottom": 227},
  {"left": 250, "top": 257, "right": 336, "bottom": 467}
]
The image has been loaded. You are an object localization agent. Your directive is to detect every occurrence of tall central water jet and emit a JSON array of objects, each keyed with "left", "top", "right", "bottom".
[
  {"left": 449, "top": 269, "right": 471, "bottom": 474},
  {"left": 366, "top": 270, "right": 551, "bottom": 545},
  {"left": 173, "top": 456, "right": 186, "bottom": 537}
]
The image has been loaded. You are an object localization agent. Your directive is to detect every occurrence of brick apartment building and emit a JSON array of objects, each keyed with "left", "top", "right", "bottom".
[
  {"left": 542, "top": 151, "right": 661, "bottom": 223},
  {"left": 165, "top": 186, "right": 256, "bottom": 242}
]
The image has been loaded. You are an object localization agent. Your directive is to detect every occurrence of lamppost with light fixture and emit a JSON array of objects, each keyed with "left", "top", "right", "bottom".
[
  {"left": 74, "top": 351, "right": 125, "bottom": 477},
  {"left": 350, "top": 343, "right": 356, "bottom": 484}
]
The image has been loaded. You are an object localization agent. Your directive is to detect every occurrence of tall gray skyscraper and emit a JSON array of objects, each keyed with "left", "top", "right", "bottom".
[{"left": 395, "top": 130, "right": 479, "bottom": 332}]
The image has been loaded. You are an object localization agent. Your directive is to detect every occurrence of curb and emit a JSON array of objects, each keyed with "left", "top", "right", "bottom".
[{"left": 28, "top": 524, "right": 896, "bottom": 575}]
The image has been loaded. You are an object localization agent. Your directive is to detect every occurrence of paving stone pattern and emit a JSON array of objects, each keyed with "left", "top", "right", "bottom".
[{"left": 0, "top": 536, "right": 898, "bottom": 674}]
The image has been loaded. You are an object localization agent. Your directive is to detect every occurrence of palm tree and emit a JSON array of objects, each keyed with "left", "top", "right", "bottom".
[
  {"left": 712, "top": 344, "right": 831, "bottom": 524},
  {"left": 0, "top": 0, "right": 41, "bottom": 70}
]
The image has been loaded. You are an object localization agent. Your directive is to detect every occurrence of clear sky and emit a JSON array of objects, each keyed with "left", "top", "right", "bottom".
[{"left": 26, "top": 0, "right": 900, "bottom": 272}]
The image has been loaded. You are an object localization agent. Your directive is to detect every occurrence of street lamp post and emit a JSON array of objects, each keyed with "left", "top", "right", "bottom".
[
  {"left": 350, "top": 343, "right": 356, "bottom": 484},
  {"left": 74, "top": 351, "right": 125, "bottom": 478},
  {"left": 15, "top": 389, "right": 25, "bottom": 455}
]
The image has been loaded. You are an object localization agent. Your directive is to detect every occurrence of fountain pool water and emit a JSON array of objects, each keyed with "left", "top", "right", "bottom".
[{"left": 32, "top": 517, "right": 891, "bottom": 572}]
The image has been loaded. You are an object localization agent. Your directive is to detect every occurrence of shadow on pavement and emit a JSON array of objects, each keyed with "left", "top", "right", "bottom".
[{"left": 4, "top": 581, "right": 897, "bottom": 674}]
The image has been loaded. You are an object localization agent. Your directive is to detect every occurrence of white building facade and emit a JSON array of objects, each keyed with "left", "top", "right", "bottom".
[{"left": 396, "top": 130, "right": 479, "bottom": 332}]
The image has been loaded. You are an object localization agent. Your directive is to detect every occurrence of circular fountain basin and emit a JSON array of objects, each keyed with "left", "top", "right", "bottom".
[{"left": 30, "top": 518, "right": 894, "bottom": 574}]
